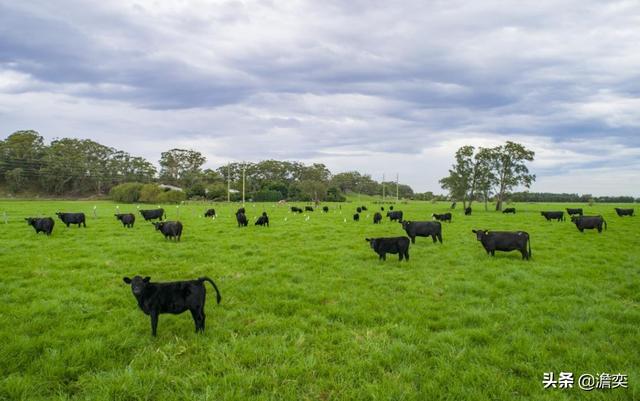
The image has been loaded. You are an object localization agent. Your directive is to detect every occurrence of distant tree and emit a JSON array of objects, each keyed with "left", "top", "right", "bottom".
[
  {"left": 489, "top": 141, "right": 535, "bottom": 211},
  {"left": 5, "top": 168, "right": 25, "bottom": 192},
  {"left": 439, "top": 145, "right": 475, "bottom": 208},
  {"left": 0, "top": 130, "right": 46, "bottom": 185},
  {"left": 159, "top": 149, "right": 206, "bottom": 187}
]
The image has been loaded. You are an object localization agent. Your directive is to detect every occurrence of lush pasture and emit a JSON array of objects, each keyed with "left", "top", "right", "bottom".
[{"left": 0, "top": 200, "right": 638, "bottom": 400}]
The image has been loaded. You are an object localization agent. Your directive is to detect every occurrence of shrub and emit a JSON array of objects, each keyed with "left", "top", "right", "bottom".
[
  {"left": 109, "top": 182, "right": 143, "bottom": 203},
  {"left": 156, "top": 189, "right": 187, "bottom": 203},
  {"left": 139, "top": 184, "right": 162, "bottom": 203},
  {"left": 253, "top": 189, "right": 284, "bottom": 202}
]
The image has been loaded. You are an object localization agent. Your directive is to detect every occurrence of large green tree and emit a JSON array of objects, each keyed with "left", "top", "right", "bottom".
[
  {"left": 159, "top": 149, "right": 206, "bottom": 187},
  {"left": 489, "top": 141, "right": 536, "bottom": 211}
]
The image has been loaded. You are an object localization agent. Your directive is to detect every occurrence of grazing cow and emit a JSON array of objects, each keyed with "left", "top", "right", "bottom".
[
  {"left": 380, "top": 206, "right": 385, "bottom": 211},
  {"left": 502, "top": 207, "right": 516, "bottom": 214},
  {"left": 56, "top": 212, "right": 86, "bottom": 228},
  {"left": 153, "top": 221, "right": 183, "bottom": 241},
  {"left": 464, "top": 207, "right": 472, "bottom": 216},
  {"left": 566, "top": 208, "right": 583, "bottom": 216},
  {"left": 25, "top": 217, "right": 54, "bottom": 235},
  {"left": 290, "top": 206, "right": 303, "bottom": 213},
  {"left": 322, "top": 206, "right": 329, "bottom": 213},
  {"left": 305, "top": 206, "right": 314, "bottom": 212},
  {"left": 236, "top": 207, "right": 246, "bottom": 215},
  {"left": 389, "top": 206, "right": 394, "bottom": 210},
  {"left": 450, "top": 202, "right": 457, "bottom": 209},
  {"left": 123, "top": 275, "right": 221, "bottom": 336},
  {"left": 356, "top": 207, "right": 362, "bottom": 213},
  {"left": 386, "top": 211, "right": 403, "bottom": 222},
  {"left": 255, "top": 212, "right": 269, "bottom": 227},
  {"left": 204, "top": 208, "right": 216, "bottom": 218},
  {"left": 615, "top": 208, "right": 634, "bottom": 217},
  {"left": 472, "top": 230, "right": 531, "bottom": 260},
  {"left": 571, "top": 215, "right": 607, "bottom": 233},
  {"left": 361, "top": 206, "right": 368, "bottom": 211},
  {"left": 140, "top": 209, "right": 165, "bottom": 221},
  {"left": 115, "top": 213, "right": 135, "bottom": 228},
  {"left": 353, "top": 213, "right": 360, "bottom": 221},
  {"left": 365, "top": 237, "right": 410, "bottom": 261},
  {"left": 432, "top": 213, "right": 452, "bottom": 223},
  {"left": 373, "top": 212, "right": 382, "bottom": 224},
  {"left": 236, "top": 212, "right": 248, "bottom": 227},
  {"left": 401, "top": 220, "right": 442, "bottom": 244},
  {"left": 540, "top": 211, "right": 565, "bottom": 222}
]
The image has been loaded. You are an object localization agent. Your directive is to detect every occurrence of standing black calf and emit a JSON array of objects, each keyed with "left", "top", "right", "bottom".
[
  {"left": 373, "top": 212, "right": 382, "bottom": 224},
  {"left": 353, "top": 213, "right": 360, "bottom": 221},
  {"left": 153, "top": 221, "right": 183, "bottom": 241},
  {"left": 115, "top": 213, "right": 135, "bottom": 228},
  {"left": 236, "top": 212, "right": 248, "bottom": 227},
  {"left": 365, "top": 237, "right": 410, "bottom": 261},
  {"left": 356, "top": 207, "right": 362, "bottom": 213},
  {"left": 322, "top": 206, "right": 329, "bottom": 213},
  {"left": 25, "top": 217, "right": 54, "bottom": 235},
  {"left": 123, "top": 276, "right": 222, "bottom": 336},
  {"left": 464, "top": 207, "right": 472, "bottom": 216},
  {"left": 56, "top": 212, "right": 86, "bottom": 227}
]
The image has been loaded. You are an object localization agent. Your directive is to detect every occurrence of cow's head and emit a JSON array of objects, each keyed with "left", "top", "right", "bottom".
[
  {"left": 472, "top": 229, "right": 488, "bottom": 241},
  {"left": 570, "top": 215, "right": 579, "bottom": 222},
  {"left": 401, "top": 220, "right": 412, "bottom": 229},
  {"left": 123, "top": 276, "right": 151, "bottom": 296},
  {"left": 25, "top": 217, "right": 35, "bottom": 225},
  {"left": 365, "top": 238, "right": 377, "bottom": 249},
  {"left": 152, "top": 222, "right": 165, "bottom": 230},
  {"left": 55, "top": 212, "right": 63, "bottom": 217},
  {"left": 114, "top": 214, "right": 124, "bottom": 220}
]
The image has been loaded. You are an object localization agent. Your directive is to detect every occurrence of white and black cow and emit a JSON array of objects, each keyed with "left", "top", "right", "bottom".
[{"left": 472, "top": 230, "right": 531, "bottom": 260}]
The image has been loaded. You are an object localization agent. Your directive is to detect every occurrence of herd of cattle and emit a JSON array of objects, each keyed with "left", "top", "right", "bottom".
[{"left": 24, "top": 205, "right": 634, "bottom": 261}]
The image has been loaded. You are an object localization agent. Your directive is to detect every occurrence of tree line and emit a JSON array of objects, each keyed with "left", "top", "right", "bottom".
[{"left": 0, "top": 130, "right": 415, "bottom": 202}]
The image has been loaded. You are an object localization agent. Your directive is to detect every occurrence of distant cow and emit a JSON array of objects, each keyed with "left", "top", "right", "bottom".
[
  {"left": 571, "top": 215, "right": 607, "bottom": 233},
  {"left": 291, "top": 206, "right": 303, "bottom": 213},
  {"left": 356, "top": 207, "right": 362, "bottom": 213},
  {"left": 389, "top": 206, "right": 394, "bottom": 210},
  {"left": 380, "top": 206, "right": 385, "bottom": 211},
  {"left": 123, "top": 275, "right": 221, "bottom": 336},
  {"left": 115, "top": 213, "right": 135, "bottom": 228},
  {"left": 204, "top": 208, "right": 216, "bottom": 218},
  {"left": 472, "top": 230, "right": 531, "bottom": 260},
  {"left": 305, "top": 206, "right": 314, "bottom": 212},
  {"left": 140, "top": 209, "right": 165, "bottom": 221},
  {"left": 255, "top": 212, "right": 269, "bottom": 227},
  {"left": 615, "top": 208, "right": 634, "bottom": 217},
  {"left": 450, "top": 202, "right": 457, "bottom": 209},
  {"left": 361, "top": 206, "right": 368, "bottom": 211},
  {"left": 365, "top": 237, "right": 410, "bottom": 261},
  {"left": 56, "top": 212, "right": 86, "bottom": 228},
  {"left": 373, "top": 212, "right": 382, "bottom": 224},
  {"left": 540, "top": 211, "right": 565, "bottom": 222},
  {"left": 236, "top": 212, "right": 248, "bottom": 227},
  {"left": 432, "top": 213, "right": 452, "bottom": 223},
  {"left": 353, "top": 213, "right": 360, "bottom": 221},
  {"left": 502, "top": 207, "right": 516, "bottom": 214},
  {"left": 153, "top": 221, "right": 183, "bottom": 241},
  {"left": 322, "top": 206, "right": 329, "bottom": 213},
  {"left": 566, "top": 208, "right": 583, "bottom": 216},
  {"left": 25, "top": 217, "right": 54, "bottom": 235},
  {"left": 401, "top": 220, "right": 442, "bottom": 244},
  {"left": 464, "top": 207, "right": 472, "bottom": 215},
  {"left": 387, "top": 211, "right": 403, "bottom": 222}
]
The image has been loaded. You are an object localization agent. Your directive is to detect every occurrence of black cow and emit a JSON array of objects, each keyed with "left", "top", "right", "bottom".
[
  {"left": 356, "top": 207, "right": 362, "bottom": 213},
  {"left": 615, "top": 208, "right": 634, "bottom": 217},
  {"left": 380, "top": 206, "right": 385, "bottom": 211},
  {"left": 540, "top": 211, "right": 565, "bottom": 222},
  {"left": 401, "top": 220, "right": 442, "bottom": 244},
  {"left": 236, "top": 212, "right": 248, "bottom": 227},
  {"left": 389, "top": 206, "right": 394, "bottom": 210},
  {"left": 365, "top": 237, "right": 410, "bottom": 261},
  {"left": 502, "top": 207, "right": 516, "bottom": 214},
  {"left": 115, "top": 213, "right": 135, "bottom": 228},
  {"left": 386, "top": 211, "right": 403, "bottom": 222},
  {"left": 290, "top": 206, "right": 303, "bottom": 213},
  {"left": 140, "top": 209, "right": 165, "bottom": 221},
  {"left": 566, "top": 208, "right": 583, "bottom": 216},
  {"left": 255, "top": 212, "right": 269, "bottom": 227},
  {"left": 353, "top": 213, "right": 360, "bottom": 221},
  {"left": 464, "top": 207, "right": 472, "bottom": 216},
  {"left": 373, "top": 212, "right": 382, "bottom": 224},
  {"left": 450, "top": 202, "right": 457, "bottom": 209},
  {"left": 153, "top": 221, "right": 183, "bottom": 241},
  {"left": 322, "top": 206, "right": 329, "bottom": 213},
  {"left": 432, "top": 213, "right": 452, "bottom": 223},
  {"left": 305, "top": 206, "right": 314, "bottom": 212},
  {"left": 361, "top": 206, "right": 368, "bottom": 211},
  {"left": 56, "top": 212, "right": 86, "bottom": 228},
  {"left": 571, "top": 215, "right": 607, "bottom": 233},
  {"left": 236, "top": 207, "right": 246, "bottom": 215},
  {"left": 204, "top": 208, "right": 216, "bottom": 218},
  {"left": 123, "top": 275, "right": 221, "bottom": 336},
  {"left": 472, "top": 230, "right": 531, "bottom": 260},
  {"left": 25, "top": 217, "right": 54, "bottom": 235}
]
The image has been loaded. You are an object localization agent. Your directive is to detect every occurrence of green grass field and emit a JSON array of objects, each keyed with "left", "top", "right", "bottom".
[{"left": 0, "top": 200, "right": 638, "bottom": 400}]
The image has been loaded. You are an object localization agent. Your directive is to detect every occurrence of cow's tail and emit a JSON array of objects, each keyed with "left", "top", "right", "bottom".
[
  {"left": 199, "top": 277, "right": 222, "bottom": 304},
  {"left": 528, "top": 235, "right": 532, "bottom": 258},
  {"left": 603, "top": 218, "right": 608, "bottom": 231}
]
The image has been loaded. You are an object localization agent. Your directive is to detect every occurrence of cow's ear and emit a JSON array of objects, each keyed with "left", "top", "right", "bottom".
[
  {"left": 143, "top": 276, "right": 151, "bottom": 283},
  {"left": 365, "top": 238, "right": 371, "bottom": 242},
  {"left": 123, "top": 277, "right": 132, "bottom": 284},
  {"left": 471, "top": 230, "right": 477, "bottom": 233}
]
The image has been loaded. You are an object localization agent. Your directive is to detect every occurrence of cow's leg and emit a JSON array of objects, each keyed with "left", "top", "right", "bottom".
[
  {"left": 404, "top": 250, "right": 409, "bottom": 261},
  {"left": 438, "top": 233, "right": 443, "bottom": 243},
  {"left": 491, "top": 250, "right": 495, "bottom": 256},
  {"left": 411, "top": 236, "right": 416, "bottom": 244},
  {"left": 190, "top": 309, "right": 199, "bottom": 332},
  {"left": 150, "top": 311, "right": 159, "bottom": 336}
]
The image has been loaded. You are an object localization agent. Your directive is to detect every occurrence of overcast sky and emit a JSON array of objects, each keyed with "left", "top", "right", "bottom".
[{"left": 1, "top": 0, "right": 639, "bottom": 195}]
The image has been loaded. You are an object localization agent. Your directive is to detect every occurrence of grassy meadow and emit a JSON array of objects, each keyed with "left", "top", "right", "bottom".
[{"left": 0, "top": 199, "right": 638, "bottom": 400}]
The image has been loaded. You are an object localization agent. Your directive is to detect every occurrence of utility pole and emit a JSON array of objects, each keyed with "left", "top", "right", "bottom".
[
  {"left": 227, "top": 164, "right": 231, "bottom": 203},
  {"left": 242, "top": 163, "right": 246, "bottom": 206},
  {"left": 382, "top": 173, "right": 386, "bottom": 201}
]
